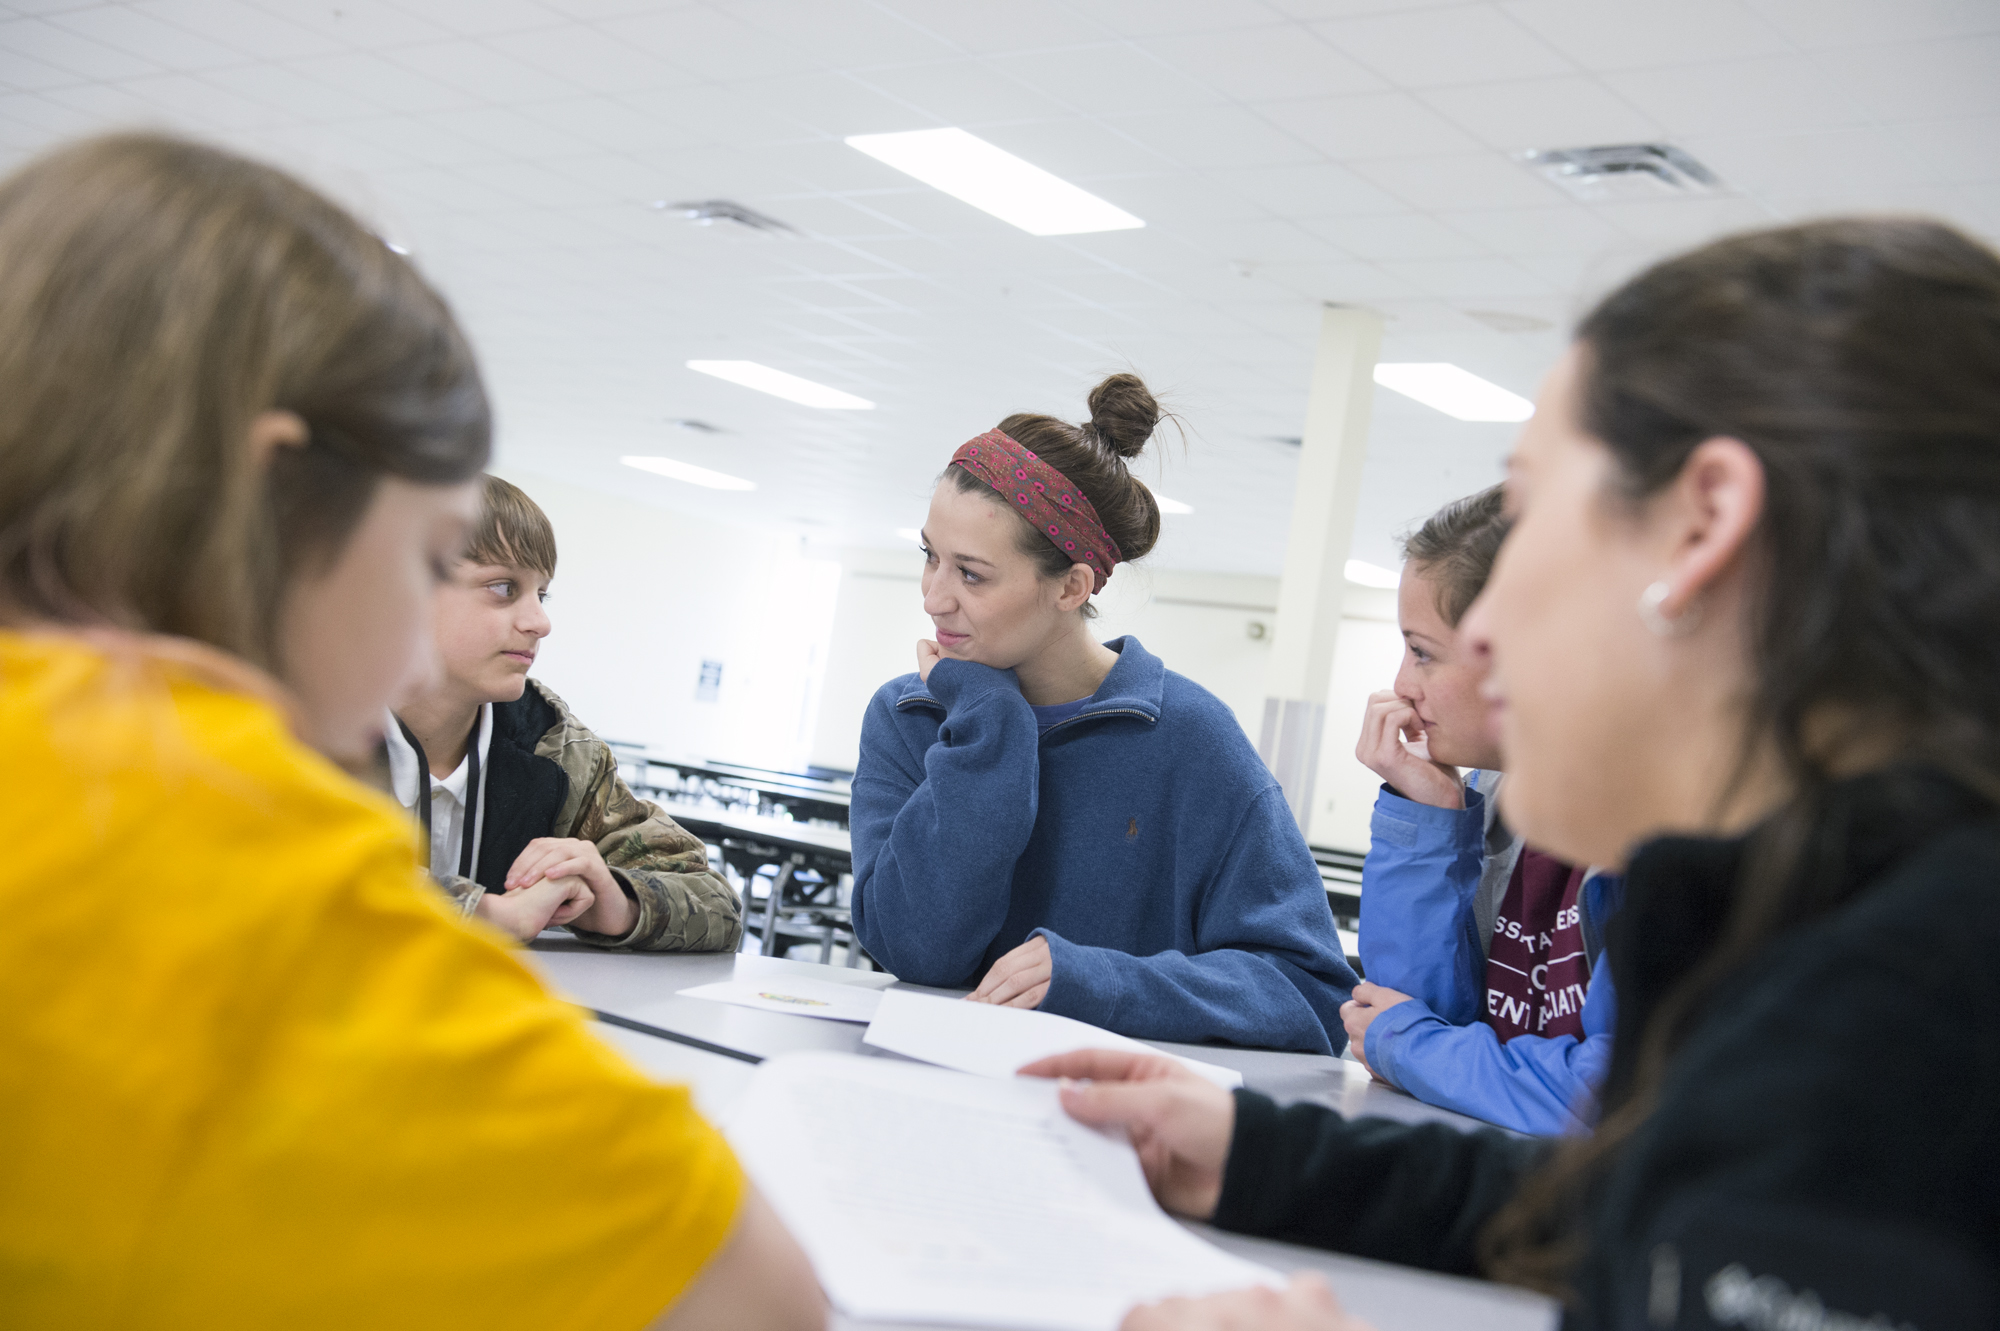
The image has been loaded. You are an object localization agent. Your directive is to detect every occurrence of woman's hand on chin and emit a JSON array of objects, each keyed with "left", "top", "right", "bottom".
[
  {"left": 967, "top": 935, "right": 1052, "bottom": 1008},
  {"left": 916, "top": 638, "right": 944, "bottom": 682}
]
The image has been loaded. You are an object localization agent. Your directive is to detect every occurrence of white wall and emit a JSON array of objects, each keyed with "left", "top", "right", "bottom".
[{"left": 500, "top": 468, "right": 1405, "bottom": 851}]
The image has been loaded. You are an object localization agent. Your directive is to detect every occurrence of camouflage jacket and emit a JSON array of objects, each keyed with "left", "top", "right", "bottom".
[{"left": 428, "top": 680, "right": 743, "bottom": 953}]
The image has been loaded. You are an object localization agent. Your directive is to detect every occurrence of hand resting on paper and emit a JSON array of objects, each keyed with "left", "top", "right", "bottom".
[
  {"left": 475, "top": 873, "right": 595, "bottom": 940},
  {"left": 1339, "top": 981, "right": 1415, "bottom": 1081},
  {"left": 1019, "top": 1048, "right": 1233, "bottom": 1220},
  {"left": 1122, "top": 1273, "right": 1373, "bottom": 1331},
  {"left": 968, "top": 934, "right": 1052, "bottom": 1009}
]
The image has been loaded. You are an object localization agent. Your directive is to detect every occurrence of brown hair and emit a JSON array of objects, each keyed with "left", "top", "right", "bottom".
[
  {"left": 466, "top": 476, "right": 557, "bottom": 579},
  {"left": 1482, "top": 218, "right": 2000, "bottom": 1293},
  {"left": 1400, "top": 484, "right": 1507, "bottom": 627},
  {"left": 946, "top": 372, "right": 1168, "bottom": 614},
  {"left": 0, "top": 133, "right": 490, "bottom": 669}
]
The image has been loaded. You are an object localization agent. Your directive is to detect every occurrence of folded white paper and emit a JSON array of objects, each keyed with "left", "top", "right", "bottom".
[
  {"left": 863, "top": 989, "right": 1244, "bottom": 1089},
  {"left": 728, "top": 1052, "right": 1278, "bottom": 1330},
  {"left": 677, "top": 976, "right": 885, "bottom": 1024}
]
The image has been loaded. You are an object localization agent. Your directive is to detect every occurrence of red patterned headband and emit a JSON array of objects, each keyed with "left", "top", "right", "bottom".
[{"left": 950, "top": 429, "right": 1123, "bottom": 593}]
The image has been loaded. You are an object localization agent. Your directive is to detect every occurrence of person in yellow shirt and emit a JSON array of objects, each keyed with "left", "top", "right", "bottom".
[{"left": 0, "top": 132, "right": 822, "bottom": 1330}]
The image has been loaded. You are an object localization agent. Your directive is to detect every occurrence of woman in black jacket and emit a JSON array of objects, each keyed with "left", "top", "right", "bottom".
[{"left": 1028, "top": 217, "right": 2000, "bottom": 1331}]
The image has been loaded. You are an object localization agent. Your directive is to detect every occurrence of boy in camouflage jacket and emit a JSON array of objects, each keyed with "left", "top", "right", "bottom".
[{"left": 386, "top": 477, "right": 743, "bottom": 951}]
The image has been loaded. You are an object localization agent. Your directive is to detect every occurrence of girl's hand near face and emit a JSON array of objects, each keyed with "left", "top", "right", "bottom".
[
  {"left": 1122, "top": 1274, "right": 1371, "bottom": 1331},
  {"left": 916, "top": 638, "right": 944, "bottom": 682},
  {"left": 1355, "top": 690, "right": 1466, "bottom": 809},
  {"left": 1019, "top": 1049, "right": 1234, "bottom": 1220}
]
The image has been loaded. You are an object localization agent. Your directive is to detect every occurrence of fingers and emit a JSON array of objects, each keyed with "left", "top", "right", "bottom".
[
  {"left": 506, "top": 837, "right": 581, "bottom": 890},
  {"left": 1350, "top": 981, "right": 1382, "bottom": 1006},
  {"left": 1055, "top": 1077, "right": 1181, "bottom": 1133},
  {"left": 1000, "top": 982, "right": 1050, "bottom": 1009},
  {"left": 1018, "top": 1048, "right": 1190, "bottom": 1082},
  {"left": 981, "top": 955, "right": 1051, "bottom": 1007}
]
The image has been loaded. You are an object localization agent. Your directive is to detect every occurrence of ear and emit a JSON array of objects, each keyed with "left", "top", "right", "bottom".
[
  {"left": 247, "top": 410, "right": 309, "bottom": 469},
  {"left": 1054, "top": 562, "right": 1096, "bottom": 613},
  {"left": 1652, "top": 436, "right": 1766, "bottom": 617}
]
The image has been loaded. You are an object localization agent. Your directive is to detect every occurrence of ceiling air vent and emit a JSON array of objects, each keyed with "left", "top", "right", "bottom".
[
  {"left": 651, "top": 199, "right": 798, "bottom": 235},
  {"left": 1516, "top": 144, "right": 1722, "bottom": 203}
]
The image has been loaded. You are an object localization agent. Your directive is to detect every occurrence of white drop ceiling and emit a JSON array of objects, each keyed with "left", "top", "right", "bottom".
[{"left": 3, "top": 0, "right": 1997, "bottom": 574}]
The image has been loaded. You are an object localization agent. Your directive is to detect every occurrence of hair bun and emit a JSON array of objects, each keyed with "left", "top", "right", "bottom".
[{"left": 1085, "top": 372, "right": 1160, "bottom": 459}]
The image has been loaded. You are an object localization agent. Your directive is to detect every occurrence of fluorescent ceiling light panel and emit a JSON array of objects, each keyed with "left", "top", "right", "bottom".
[
  {"left": 1373, "top": 364, "right": 1534, "bottom": 423},
  {"left": 1345, "top": 559, "right": 1401, "bottom": 589},
  {"left": 845, "top": 128, "right": 1144, "bottom": 236},
  {"left": 1153, "top": 494, "right": 1194, "bottom": 515},
  {"left": 686, "top": 360, "right": 873, "bottom": 410},
  {"left": 622, "top": 455, "right": 757, "bottom": 492}
]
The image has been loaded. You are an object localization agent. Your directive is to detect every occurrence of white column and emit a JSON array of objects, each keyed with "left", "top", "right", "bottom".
[{"left": 1258, "top": 304, "right": 1383, "bottom": 831}]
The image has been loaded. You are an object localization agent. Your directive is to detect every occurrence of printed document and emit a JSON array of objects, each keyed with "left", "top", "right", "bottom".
[
  {"left": 728, "top": 1052, "right": 1278, "bottom": 1329},
  {"left": 863, "top": 988, "right": 1244, "bottom": 1088},
  {"left": 678, "top": 976, "right": 886, "bottom": 1023}
]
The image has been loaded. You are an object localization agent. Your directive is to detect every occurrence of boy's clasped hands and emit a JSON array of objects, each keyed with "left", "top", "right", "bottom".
[
  {"left": 476, "top": 837, "right": 637, "bottom": 940},
  {"left": 1020, "top": 1049, "right": 1376, "bottom": 1331}
]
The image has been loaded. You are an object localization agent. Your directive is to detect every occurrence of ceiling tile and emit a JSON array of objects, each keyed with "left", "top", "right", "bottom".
[
  {"left": 1603, "top": 56, "right": 1872, "bottom": 136},
  {"left": 242, "top": 0, "right": 455, "bottom": 48},
  {"left": 480, "top": 22, "right": 682, "bottom": 94},
  {"left": 408, "top": 0, "right": 569, "bottom": 38},
  {"left": 1065, "top": 0, "right": 1287, "bottom": 38},
  {"left": 1812, "top": 35, "right": 2000, "bottom": 123},
  {"left": 1589, "top": 194, "right": 1777, "bottom": 247},
  {"left": 1500, "top": 0, "right": 1790, "bottom": 71},
  {"left": 1253, "top": 257, "right": 1421, "bottom": 302},
  {"left": 720, "top": 0, "right": 957, "bottom": 67},
  {"left": 1139, "top": 23, "right": 1385, "bottom": 102},
  {"left": 985, "top": 43, "right": 1230, "bottom": 117},
  {"left": 1254, "top": 89, "right": 1480, "bottom": 159},
  {"left": 42, "top": 5, "right": 247, "bottom": 70},
  {"left": 386, "top": 40, "right": 584, "bottom": 104},
  {"left": 597, "top": 5, "right": 823, "bottom": 80},
  {"left": 0, "top": 16, "right": 164, "bottom": 80},
  {"left": 873, "top": 0, "right": 1108, "bottom": 54},
  {"left": 1374, "top": 254, "right": 1555, "bottom": 297},
  {"left": 1302, "top": 211, "right": 1492, "bottom": 259},
  {"left": 730, "top": 71, "right": 930, "bottom": 139},
  {"left": 1684, "top": 127, "right": 1943, "bottom": 200},
  {"left": 201, "top": 60, "right": 379, "bottom": 121},
  {"left": 1265, "top": 0, "right": 1462, "bottom": 17},
  {"left": 125, "top": 0, "right": 341, "bottom": 61},
  {"left": 1350, "top": 151, "right": 1564, "bottom": 210},
  {"left": 1892, "top": 116, "right": 2000, "bottom": 186},
  {"left": 1312, "top": 4, "right": 1574, "bottom": 88},
  {"left": 0, "top": 46, "right": 79, "bottom": 90},
  {"left": 1437, "top": 202, "right": 1625, "bottom": 254},
  {"left": 1419, "top": 75, "right": 1663, "bottom": 152},
  {"left": 283, "top": 51, "right": 480, "bottom": 115},
  {"left": 1104, "top": 104, "right": 1321, "bottom": 170},
  {"left": 1205, "top": 159, "right": 1410, "bottom": 216},
  {"left": 1744, "top": 0, "right": 2000, "bottom": 50},
  {"left": 852, "top": 59, "right": 1065, "bottom": 126},
  {"left": 616, "top": 81, "right": 809, "bottom": 148}
]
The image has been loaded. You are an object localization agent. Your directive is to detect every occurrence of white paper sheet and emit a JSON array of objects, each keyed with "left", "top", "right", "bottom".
[
  {"left": 677, "top": 976, "right": 886, "bottom": 1023},
  {"left": 862, "top": 989, "right": 1244, "bottom": 1089},
  {"left": 728, "top": 1052, "right": 1278, "bottom": 1330}
]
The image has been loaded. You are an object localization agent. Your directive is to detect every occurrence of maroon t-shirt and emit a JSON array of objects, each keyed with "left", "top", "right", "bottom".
[{"left": 1482, "top": 848, "right": 1591, "bottom": 1042}]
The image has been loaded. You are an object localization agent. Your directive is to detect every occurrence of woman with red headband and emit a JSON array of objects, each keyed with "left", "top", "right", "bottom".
[{"left": 848, "top": 374, "right": 1358, "bottom": 1054}]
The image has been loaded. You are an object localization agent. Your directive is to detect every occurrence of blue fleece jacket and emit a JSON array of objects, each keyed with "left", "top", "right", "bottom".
[
  {"left": 850, "top": 637, "right": 1357, "bottom": 1054},
  {"left": 1358, "top": 778, "right": 1623, "bottom": 1135}
]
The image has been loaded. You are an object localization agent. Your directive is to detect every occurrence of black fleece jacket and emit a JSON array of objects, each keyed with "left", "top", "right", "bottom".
[{"left": 1212, "top": 767, "right": 2000, "bottom": 1329}]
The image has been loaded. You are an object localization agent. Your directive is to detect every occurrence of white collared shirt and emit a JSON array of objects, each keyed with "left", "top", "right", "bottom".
[{"left": 384, "top": 706, "right": 494, "bottom": 878}]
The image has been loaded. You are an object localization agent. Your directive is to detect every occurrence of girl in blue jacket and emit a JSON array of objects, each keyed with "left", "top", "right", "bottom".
[
  {"left": 1346, "top": 485, "right": 1620, "bottom": 1134},
  {"left": 849, "top": 373, "right": 1357, "bottom": 1054}
]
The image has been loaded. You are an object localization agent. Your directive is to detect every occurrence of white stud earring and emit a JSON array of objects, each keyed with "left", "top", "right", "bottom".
[{"left": 1637, "top": 580, "right": 1701, "bottom": 637}]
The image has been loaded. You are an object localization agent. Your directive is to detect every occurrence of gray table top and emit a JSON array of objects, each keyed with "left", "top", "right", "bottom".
[{"left": 544, "top": 944, "right": 1551, "bottom": 1331}]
